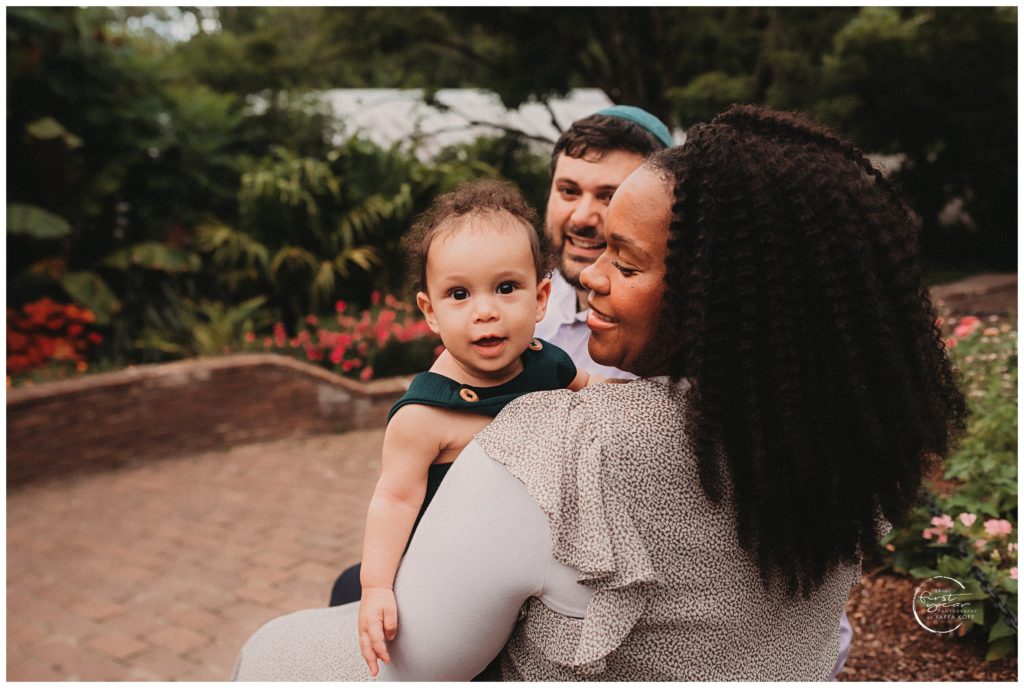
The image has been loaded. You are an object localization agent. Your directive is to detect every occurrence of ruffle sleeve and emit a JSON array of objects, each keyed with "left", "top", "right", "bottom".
[{"left": 475, "top": 387, "right": 660, "bottom": 674}]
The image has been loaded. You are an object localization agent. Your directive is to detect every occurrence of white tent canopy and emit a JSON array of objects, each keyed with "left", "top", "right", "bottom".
[{"left": 319, "top": 88, "right": 615, "bottom": 158}]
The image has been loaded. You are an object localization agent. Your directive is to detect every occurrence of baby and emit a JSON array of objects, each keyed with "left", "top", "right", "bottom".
[{"left": 357, "top": 181, "right": 595, "bottom": 675}]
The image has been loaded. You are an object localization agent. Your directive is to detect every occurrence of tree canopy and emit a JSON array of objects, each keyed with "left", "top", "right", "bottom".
[{"left": 6, "top": 6, "right": 1016, "bottom": 370}]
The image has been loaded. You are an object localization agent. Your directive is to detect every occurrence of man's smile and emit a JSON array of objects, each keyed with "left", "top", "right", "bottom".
[{"left": 564, "top": 235, "right": 606, "bottom": 251}]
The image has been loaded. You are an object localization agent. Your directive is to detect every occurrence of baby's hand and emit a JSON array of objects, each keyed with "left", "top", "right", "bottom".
[{"left": 358, "top": 586, "right": 398, "bottom": 677}]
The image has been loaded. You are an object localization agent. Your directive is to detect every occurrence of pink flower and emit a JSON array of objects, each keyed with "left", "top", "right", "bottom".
[
  {"left": 936, "top": 533, "right": 948, "bottom": 544},
  {"left": 957, "top": 513, "right": 977, "bottom": 527},
  {"left": 360, "top": 366, "right": 373, "bottom": 382},
  {"left": 922, "top": 528, "right": 934, "bottom": 540},
  {"left": 974, "top": 539, "right": 988, "bottom": 551},
  {"left": 1011, "top": 567, "right": 1018, "bottom": 581},
  {"left": 983, "top": 519, "right": 1013, "bottom": 537},
  {"left": 945, "top": 336, "right": 958, "bottom": 349},
  {"left": 931, "top": 514, "right": 954, "bottom": 530},
  {"left": 305, "top": 314, "right": 318, "bottom": 326},
  {"left": 953, "top": 316, "right": 980, "bottom": 338},
  {"left": 329, "top": 346, "right": 345, "bottom": 365}
]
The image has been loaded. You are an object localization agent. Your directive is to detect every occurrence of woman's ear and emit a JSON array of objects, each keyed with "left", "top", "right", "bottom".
[
  {"left": 534, "top": 276, "right": 552, "bottom": 323},
  {"left": 416, "top": 291, "right": 441, "bottom": 334}
]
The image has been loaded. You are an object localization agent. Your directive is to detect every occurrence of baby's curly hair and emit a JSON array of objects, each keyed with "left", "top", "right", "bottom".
[
  {"left": 648, "top": 105, "right": 967, "bottom": 597},
  {"left": 402, "top": 180, "right": 550, "bottom": 294}
]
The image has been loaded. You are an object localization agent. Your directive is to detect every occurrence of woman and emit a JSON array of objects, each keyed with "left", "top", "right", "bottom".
[{"left": 234, "top": 105, "right": 964, "bottom": 681}]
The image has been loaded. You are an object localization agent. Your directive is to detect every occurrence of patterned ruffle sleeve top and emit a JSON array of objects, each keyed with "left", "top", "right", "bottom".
[{"left": 388, "top": 377, "right": 860, "bottom": 681}]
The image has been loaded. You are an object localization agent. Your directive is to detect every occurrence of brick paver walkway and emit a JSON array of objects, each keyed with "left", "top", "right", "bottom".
[
  {"left": 7, "top": 275, "right": 1016, "bottom": 681},
  {"left": 7, "top": 430, "right": 383, "bottom": 680}
]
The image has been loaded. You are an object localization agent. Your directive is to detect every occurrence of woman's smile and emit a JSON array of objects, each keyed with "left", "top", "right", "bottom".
[{"left": 585, "top": 302, "right": 618, "bottom": 329}]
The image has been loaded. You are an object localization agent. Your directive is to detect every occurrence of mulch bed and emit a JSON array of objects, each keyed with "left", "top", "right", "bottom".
[{"left": 839, "top": 570, "right": 1017, "bottom": 681}]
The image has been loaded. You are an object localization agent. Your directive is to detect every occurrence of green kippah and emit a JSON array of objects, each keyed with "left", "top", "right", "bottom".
[{"left": 595, "top": 105, "right": 673, "bottom": 147}]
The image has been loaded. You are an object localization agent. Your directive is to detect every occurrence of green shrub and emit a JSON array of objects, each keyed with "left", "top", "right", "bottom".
[{"left": 882, "top": 310, "right": 1017, "bottom": 660}]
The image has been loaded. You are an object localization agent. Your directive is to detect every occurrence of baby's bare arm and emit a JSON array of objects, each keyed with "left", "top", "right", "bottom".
[
  {"left": 361, "top": 405, "right": 444, "bottom": 590},
  {"left": 567, "top": 369, "right": 591, "bottom": 391},
  {"left": 359, "top": 406, "right": 446, "bottom": 675}
]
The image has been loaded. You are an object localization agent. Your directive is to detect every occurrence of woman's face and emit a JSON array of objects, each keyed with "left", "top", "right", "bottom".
[{"left": 580, "top": 165, "right": 671, "bottom": 375}]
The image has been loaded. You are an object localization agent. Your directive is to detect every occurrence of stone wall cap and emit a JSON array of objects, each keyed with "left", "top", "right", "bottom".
[{"left": 7, "top": 353, "right": 413, "bottom": 406}]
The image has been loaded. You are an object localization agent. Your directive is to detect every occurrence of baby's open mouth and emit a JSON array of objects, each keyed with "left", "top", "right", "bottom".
[
  {"left": 473, "top": 336, "right": 506, "bottom": 347},
  {"left": 565, "top": 235, "right": 606, "bottom": 251}
]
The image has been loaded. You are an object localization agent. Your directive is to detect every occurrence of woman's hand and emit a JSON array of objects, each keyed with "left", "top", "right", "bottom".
[{"left": 358, "top": 586, "right": 398, "bottom": 676}]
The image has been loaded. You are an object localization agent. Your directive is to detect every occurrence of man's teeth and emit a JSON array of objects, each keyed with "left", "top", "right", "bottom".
[{"left": 567, "top": 236, "right": 605, "bottom": 250}]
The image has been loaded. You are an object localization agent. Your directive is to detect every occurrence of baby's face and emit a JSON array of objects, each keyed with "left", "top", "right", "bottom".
[{"left": 417, "top": 218, "right": 549, "bottom": 383}]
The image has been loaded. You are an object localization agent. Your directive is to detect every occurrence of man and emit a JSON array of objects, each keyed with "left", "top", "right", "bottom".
[{"left": 534, "top": 106, "right": 673, "bottom": 378}]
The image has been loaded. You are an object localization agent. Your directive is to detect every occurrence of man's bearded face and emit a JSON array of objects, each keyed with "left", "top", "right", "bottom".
[{"left": 544, "top": 150, "right": 646, "bottom": 289}]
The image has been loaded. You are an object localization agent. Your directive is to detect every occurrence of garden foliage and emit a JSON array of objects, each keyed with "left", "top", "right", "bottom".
[{"left": 883, "top": 312, "right": 1017, "bottom": 660}]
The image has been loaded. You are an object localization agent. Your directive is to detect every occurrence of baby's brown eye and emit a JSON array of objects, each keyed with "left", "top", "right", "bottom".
[
  {"left": 497, "top": 282, "right": 516, "bottom": 295},
  {"left": 451, "top": 288, "right": 469, "bottom": 300}
]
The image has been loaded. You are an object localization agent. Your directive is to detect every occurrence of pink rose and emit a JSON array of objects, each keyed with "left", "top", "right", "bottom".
[
  {"left": 983, "top": 519, "right": 1013, "bottom": 537},
  {"left": 953, "top": 316, "right": 980, "bottom": 338},
  {"left": 1011, "top": 567, "right": 1018, "bottom": 581},
  {"left": 922, "top": 528, "right": 934, "bottom": 540},
  {"left": 957, "top": 513, "right": 977, "bottom": 527},
  {"left": 936, "top": 533, "right": 948, "bottom": 544},
  {"left": 931, "top": 514, "right": 954, "bottom": 530},
  {"left": 974, "top": 539, "right": 988, "bottom": 551}
]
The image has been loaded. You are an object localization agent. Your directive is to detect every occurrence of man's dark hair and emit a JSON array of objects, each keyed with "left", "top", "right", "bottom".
[
  {"left": 549, "top": 113, "right": 668, "bottom": 175},
  {"left": 402, "top": 180, "right": 550, "bottom": 294},
  {"left": 648, "top": 104, "right": 966, "bottom": 598}
]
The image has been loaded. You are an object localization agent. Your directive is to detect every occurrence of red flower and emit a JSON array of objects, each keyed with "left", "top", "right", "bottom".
[
  {"left": 360, "top": 366, "right": 373, "bottom": 381},
  {"left": 371, "top": 290, "right": 381, "bottom": 306},
  {"left": 335, "top": 299, "right": 348, "bottom": 313},
  {"left": 329, "top": 346, "right": 345, "bottom": 365}
]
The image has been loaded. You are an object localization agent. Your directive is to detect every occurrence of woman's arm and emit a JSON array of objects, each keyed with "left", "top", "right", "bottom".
[{"left": 379, "top": 440, "right": 554, "bottom": 681}]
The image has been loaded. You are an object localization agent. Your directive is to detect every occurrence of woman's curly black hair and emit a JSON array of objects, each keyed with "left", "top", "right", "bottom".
[{"left": 648, "top": 104, "right": 967, "bottom": 597}]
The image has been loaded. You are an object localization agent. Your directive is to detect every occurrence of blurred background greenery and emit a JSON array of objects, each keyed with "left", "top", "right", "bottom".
[{"left": 7, "top": 6, "right": 1017, "bottom": 380}]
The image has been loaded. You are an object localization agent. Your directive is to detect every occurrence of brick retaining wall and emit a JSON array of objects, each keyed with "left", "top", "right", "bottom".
[{"left": 6, "top": 354, "right": 410, "bottom": 487}]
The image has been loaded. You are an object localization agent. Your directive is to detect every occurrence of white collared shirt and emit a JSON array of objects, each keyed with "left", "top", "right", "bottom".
[{"left": 534, "top": 270, "right": 636, "bottom": 379}]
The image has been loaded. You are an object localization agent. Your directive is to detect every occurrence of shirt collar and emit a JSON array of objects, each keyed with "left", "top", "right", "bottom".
[{"left": 549, "top": 270, "right": 587, "bottom": 325}]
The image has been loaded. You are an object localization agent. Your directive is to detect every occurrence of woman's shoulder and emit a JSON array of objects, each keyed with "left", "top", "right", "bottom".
[
  {"left": 475, "top": 377, "right": 691, "bottom": 476},
  {"left": 492, "top": 377, "right": 688, "bottom": 428}
]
